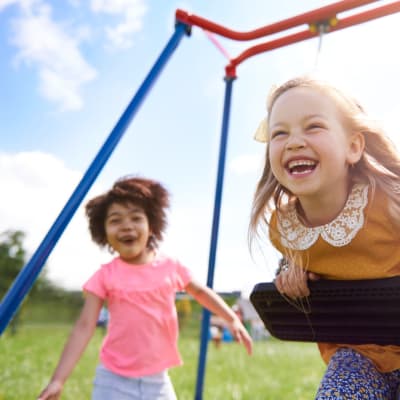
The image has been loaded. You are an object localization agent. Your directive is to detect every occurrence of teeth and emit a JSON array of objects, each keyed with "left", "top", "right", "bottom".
[{"left": 287, "top": 159, "right": 316, "bottom": 169}]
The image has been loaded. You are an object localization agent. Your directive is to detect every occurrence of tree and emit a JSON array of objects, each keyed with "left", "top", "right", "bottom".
[
  {"left": 0, "top": 230, "right": 85, "bottom": 330},
  {"left": 0, "top": 230, "right": 27, "bottom": 295},
  {"left": 0, "top": 230, "right": 27, "bottom": 334}
]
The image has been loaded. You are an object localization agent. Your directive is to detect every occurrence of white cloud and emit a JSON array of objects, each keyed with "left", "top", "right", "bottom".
[
  {"left": 215, "top": 244, "right": 277, "bottom": 296},
  {"left": 0, "top": 0, "right": 19, "bottom": 10},
  {"left": 0, "top": 151, "right": 107, "bottom": 290},
  {"left": 91, "top": 0, "right": 147, "bottom": 49},
  {"left": 229, "top": 153, "right": 263, "bottom": 176},
  {"left": 9, "top": 0, "right": 96, "bottom": 111}
]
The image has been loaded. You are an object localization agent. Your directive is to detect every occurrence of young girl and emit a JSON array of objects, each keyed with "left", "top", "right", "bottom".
[
  {"left": 249, "top": 76, "right": 400, "bottom": 399},
  {"left": 38, "top": 176, "right": 252, "bottom": 400}
]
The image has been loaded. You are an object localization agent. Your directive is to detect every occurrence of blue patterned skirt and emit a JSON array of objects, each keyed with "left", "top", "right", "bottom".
[{"left": 316, "top": 348, "right": 400, "bottom": 399}]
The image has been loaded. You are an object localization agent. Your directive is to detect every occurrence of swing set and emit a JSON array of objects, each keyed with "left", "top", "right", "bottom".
[{"left": 1, "top": 1, "right": 400, "bottom": 398}]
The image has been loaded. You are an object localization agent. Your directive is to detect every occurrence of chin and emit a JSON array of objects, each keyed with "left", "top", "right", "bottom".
[{"left": 289, "top": 185, "right": 322, "bottom": 199}]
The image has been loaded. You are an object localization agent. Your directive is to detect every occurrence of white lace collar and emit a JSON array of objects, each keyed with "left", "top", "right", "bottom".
[{"left": 277, "top": 184, "right": 369, "bottom": 250}]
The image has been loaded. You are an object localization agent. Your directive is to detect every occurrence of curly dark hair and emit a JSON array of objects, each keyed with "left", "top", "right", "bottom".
[{"left": 85, "top": 176, "right": 170, "bottom": 250}]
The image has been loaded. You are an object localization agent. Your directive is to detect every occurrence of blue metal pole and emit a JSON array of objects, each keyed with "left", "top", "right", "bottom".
[
  {"left": 0, "top": 22, "right": 190, "bottom": 335},
  {"left": 194, "top": 76, "right": 235, "bottom": 400}
]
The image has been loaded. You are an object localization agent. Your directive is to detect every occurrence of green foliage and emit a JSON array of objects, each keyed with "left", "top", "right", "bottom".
[
  {"left": 0, "top": 229, "right": 85, "bottom": 332},
  {"left": 0, "top": 324, "right": 326, "bottom": 399},
  {"left": 0, "top": 230, "right": 28, "bottom": 334},
  {"left": 0, "top": 230, "right": 26, "bottom": 298}
]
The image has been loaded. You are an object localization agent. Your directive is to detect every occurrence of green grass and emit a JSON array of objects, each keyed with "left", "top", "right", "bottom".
[{"left": 0, "top": 324, "right": 325, "bottom": 399}]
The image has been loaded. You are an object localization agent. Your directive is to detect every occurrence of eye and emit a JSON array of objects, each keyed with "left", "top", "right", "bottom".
[
  {"left": 307, "top": 122, "right": 324, "bottom": 131},
  {"left": 270, "top": 130, "right": 287, "bottom": 139},
  {"left": 131, "top": 214, "right": 146, "bottom": 223}
]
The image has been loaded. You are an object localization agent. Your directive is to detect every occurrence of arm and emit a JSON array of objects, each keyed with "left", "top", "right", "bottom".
[
  {"left": 37, "top": 292, "right": 103, "bottom": 400},
  {"left": 185, "top": 280, "right": 253, "bottom": 355}
]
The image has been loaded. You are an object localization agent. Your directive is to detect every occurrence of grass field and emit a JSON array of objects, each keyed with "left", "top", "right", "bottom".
[{"left": 0, "top": 324, "right": 326, "bottom": 399}]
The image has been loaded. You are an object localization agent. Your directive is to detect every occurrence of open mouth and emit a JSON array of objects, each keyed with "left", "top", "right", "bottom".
[
  {"left": 286, "top": 159, "right": 317, "bottom": 175},
  {"left": 119, "top": 236, "right": 136, "bottom": 245}
]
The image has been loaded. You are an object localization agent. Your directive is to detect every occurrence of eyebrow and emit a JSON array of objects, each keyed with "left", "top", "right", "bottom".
[
  {"left": 271, "top": 113, "right": 327, "bottom": 128},
  {"left": 106, "top": 207, "right": 144, "bottom": 219},
  {"left": 304, "top": 113, "right": 326, "bottom": 120}
]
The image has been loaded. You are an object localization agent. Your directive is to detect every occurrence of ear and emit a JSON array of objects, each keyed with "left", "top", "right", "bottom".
[{"left": 346, "top": 131, "right": 365, "bottom": 165}]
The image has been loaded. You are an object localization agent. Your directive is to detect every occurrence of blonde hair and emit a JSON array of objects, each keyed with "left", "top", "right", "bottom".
[{"left": 249, "top": 75, "right": 400, "bottom": 253}]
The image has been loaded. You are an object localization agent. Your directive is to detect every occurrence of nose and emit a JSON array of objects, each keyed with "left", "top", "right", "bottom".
[
  {"left": 121, "top": 218, "right": 134, "bottom": 230},
  {"left": 285, "top": 132, "right": 306, "bottom": 151}
]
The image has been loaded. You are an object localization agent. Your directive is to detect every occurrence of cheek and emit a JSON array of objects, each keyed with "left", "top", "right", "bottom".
[
  {"left": 104, "top": 225, "right": 116, "bottom": 239},
  {"left": 138, "top": 222, "right": 151, "bottom": 235},
  {"left": 268, "top": 144, "right": 283, "bottom": 174},
  {"left": 319, "top": 135, "right": 347, "bottom": 162}
]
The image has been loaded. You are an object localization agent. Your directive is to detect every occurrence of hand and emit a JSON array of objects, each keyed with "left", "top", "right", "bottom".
[
  {"left": 275, "top": 265, "right": 320, "bottom": 299},
  {"left": 228, "top": 318, "right": 253, "bottom": 355},
  {"left": 37, "top": 380, "right": 63, "bottom": 400}
]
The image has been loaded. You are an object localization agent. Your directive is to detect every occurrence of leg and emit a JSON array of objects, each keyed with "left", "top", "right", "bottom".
[
  {"left": 391, "top": 370, "right": 400, "bottom": 400},
  {"left": 315, "top": 348, "right": 400, "bottom": 400}
]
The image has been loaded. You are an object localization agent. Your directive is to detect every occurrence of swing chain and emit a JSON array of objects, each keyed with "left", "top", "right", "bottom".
[{"left": 309, "top": 16, "right": 338, "bottom": 69}]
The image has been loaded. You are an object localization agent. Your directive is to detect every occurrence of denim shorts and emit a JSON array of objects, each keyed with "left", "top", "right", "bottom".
[{"left": 92, "top": 364, "right": 177, "bottom": 400}]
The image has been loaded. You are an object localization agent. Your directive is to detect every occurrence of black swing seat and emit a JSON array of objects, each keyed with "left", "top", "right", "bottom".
[{"left": 250, "top": 276, "right": 400, "bottom": 345}]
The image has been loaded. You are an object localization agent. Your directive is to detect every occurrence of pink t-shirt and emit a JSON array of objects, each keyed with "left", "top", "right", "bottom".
[{"left": 83, "top": 254, "right": 192, "bottom": 377}]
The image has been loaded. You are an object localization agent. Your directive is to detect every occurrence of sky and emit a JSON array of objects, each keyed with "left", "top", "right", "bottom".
[{"left": 1, "top": 0, "right": 400, "bottom": 297}]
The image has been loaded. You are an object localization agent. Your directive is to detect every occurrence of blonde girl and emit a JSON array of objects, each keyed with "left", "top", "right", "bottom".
[{"left": 249, "top": 76, "right": 400, "bottom": 399}]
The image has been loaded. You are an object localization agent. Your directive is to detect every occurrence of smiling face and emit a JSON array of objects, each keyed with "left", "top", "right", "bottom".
[
  {"left": 105, "top": 202, "right": 153, "bottom": 264},
  {"left": 268, "top": 86, "right": 363, "bottom": 206}
]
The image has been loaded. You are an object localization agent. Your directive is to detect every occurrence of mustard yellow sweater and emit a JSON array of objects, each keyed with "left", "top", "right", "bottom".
[{"left": 270, "top": 184, "right": 400, "bottom": 372}]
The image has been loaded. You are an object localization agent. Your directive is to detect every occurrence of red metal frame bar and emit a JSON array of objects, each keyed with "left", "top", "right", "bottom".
[
  {"left": 227, "top": 1, "right": 400, "bottom": 77},
  {"left": 175, "top": 1, "right": 400, "bottom": 77},
  {"left": 175, "top": 0, "right": 379, "bottom": 41}
]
